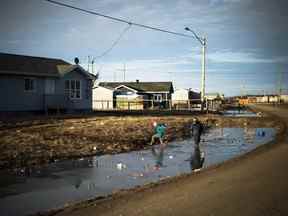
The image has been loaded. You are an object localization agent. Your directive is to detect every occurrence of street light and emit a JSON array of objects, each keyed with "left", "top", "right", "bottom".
[{"left": 185, "top": 27, "right": 207, "bottom": 111}]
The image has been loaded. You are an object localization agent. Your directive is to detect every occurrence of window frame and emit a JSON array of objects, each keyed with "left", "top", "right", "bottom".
[
  {"left": 24, "top": 78, "right": 36, "bottom": 92},
  {"left": 153, "top": 94, "right": 162, "bottom": 102},
  {"left": 65, "top": 79, "right": 82, "bottom": 100}
]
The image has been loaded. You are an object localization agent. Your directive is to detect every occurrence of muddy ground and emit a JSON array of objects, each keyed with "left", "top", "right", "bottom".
[
  {"left": 0, "top": 113, "right": 279, "bottom": 169},
  {"left": 38, "top": 104, "right": 288, "bottom": 216}
]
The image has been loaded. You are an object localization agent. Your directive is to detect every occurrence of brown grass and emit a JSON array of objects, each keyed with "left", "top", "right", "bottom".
[{"left": 0, "top": 115, "right": 277, "bottom": 169}]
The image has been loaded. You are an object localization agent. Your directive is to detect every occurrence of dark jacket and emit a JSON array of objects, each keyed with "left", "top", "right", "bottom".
[{"left": 191, "top": 122, "right": 203, "bottom": 144}]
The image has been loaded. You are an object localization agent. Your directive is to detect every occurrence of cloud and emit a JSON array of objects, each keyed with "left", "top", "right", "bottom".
[
  {"left": 210, "top": 0, "right": 241, "bottom": 6},
  {"left": 1, "top": 0, "right": 287, "bottom": 96},
  {"left": 210, "top": 51, "right": 288, "bottom": 64},
  {"left": 187, "top": 49, "right": 288, "bottom": 64}
]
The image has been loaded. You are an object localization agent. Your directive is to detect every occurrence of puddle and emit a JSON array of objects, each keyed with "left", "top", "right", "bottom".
[
  {"left": 0, "top": 127, "right": 275, "bottom": 216},
  {"left": 222, "top": 109, "right": 259, "bottom": 117}
]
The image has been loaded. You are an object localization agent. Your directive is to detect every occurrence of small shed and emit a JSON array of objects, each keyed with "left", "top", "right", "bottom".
[
  {"left": 92, "top": 86, "right": 114, "bottom": 110},
  {"left": 205, "top": 93, "right": 224, "bottom": 111},
  {"left": 280, "top": 95, "right": 288, "bottom": 103},
  {"left": 172, "top": 88, "right": 200, "bottom": 109}
]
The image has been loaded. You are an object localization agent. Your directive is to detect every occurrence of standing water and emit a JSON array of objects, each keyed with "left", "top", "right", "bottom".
[
  {"left": 222, "top": 109, "right": 259, "bottom": 117},
  {"left": 0, "top": 127, "right": 275, "bottom": 216}
]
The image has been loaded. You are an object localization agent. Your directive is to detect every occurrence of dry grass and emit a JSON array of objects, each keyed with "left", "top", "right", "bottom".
[
  {"left": 0, "top": 116, "right": 195, "bottom": 169},
  {"left": 0, "top": 115, "right": 277, "bottom": 169}
]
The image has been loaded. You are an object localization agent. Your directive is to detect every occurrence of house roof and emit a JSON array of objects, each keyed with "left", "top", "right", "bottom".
[
  {"left": 0, "top": 53, "right": 94, "bottom": 79},
  {"left": 99, "top": 82, "right": 174, "bottom": 93},
  {"left": 57, "top": 65, "right": 95, "bottom": 80}
]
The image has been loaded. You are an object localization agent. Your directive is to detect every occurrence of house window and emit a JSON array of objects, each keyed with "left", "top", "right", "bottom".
[
  {"left": 24, "top": 78, "right": 36, "bottom": 92},
  {"left": 153, "top": 94, "right": 162, "bottom": 102},
  {"left": 65, "top": 80, "right": 81, "bottom": 99}
]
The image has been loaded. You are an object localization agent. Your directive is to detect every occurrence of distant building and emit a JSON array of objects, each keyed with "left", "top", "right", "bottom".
[
  {"left": 256, "top": 95, "right": 279, "bottom": 103},
  {"left": 238, "top": 94, "right": 280, "bottom": 105},
  {"left": 93, "top": 81, "right": 174, "bottom": 110},
  {"left": 205, "top": 93, "right": 224, "bottom": 111},
  {"left": 92, "top": 85, "right": 114, "bottom": 109},
  {"left": 205, "top": 93, "right": 223, "bottom": 101},
  {"left": 0, "top": 53, "right": 95, "bottom": 112},
  {"left": 280, "top": 95, "right": 288, "bottom": 103},
  {"left": 171, "top": 88, "right": 200, "bottom": 109},
  {"left": 238, "top": 97, "right": 249, "bottom": 105}
]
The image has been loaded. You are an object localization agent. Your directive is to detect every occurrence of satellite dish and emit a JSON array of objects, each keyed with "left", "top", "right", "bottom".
[{"left": 74, "top": 57, "right": 79, "bottom": 65}]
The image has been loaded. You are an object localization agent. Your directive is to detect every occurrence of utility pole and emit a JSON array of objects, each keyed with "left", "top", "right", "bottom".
[
  {"left": 201, "top": 37, "right": 206, "bottom": 104},
  {"left": 117, "top": 63, "right": 126, "bottom": 82},
  {"left": 241, "top": 85, "right": 245, "bottom": 97},
  {"left": 91, "top": 59, "right": 95, "bottom": 74},
  {"left": 113, "top": 71, "right": 117, "bottom": 82},
  {"left": 185, "top": 27, "right": 207, "bottom": 111},
  {"left": 87, "top": 55, "right": 91, "bottom": 73},
  {"left": 123, "top": 63, "right": 126, "bottom": 81},
  {"left": 278, "top": 70, "right": 283, "bottom": 96}
]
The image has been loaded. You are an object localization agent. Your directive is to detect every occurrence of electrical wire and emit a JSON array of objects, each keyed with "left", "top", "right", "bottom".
[
  {"left": 93, "top": 24, "right": 132, "bottom": 60},
  {"left": 44, "top": 0, "right": 194, "bottom": 39}
]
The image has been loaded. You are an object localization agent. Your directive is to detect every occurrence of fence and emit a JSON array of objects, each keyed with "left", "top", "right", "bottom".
[{"left": 92, "top": 99, "right": 222, "bottom": 112}]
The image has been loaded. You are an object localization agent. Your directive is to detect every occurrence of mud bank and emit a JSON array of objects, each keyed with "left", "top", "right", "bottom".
[{"left": 0, "top": 114, "right": 279, "bottom": 169}]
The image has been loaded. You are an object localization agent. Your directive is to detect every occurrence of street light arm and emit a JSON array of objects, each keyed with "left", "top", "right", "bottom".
[{"left": 184, "top": 27, "right": 204, "bottom": 45}]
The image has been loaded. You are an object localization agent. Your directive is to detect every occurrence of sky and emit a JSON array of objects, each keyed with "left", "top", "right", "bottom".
[{"left": 0, "top": 0, "right": 288, "bottom": 96}]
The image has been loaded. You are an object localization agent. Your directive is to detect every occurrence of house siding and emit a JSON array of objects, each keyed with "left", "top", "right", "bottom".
[
  {"left": 0, "top": 70, "right": 92, "bottom": 112},
  {"left": 57, "top": 70, "right": 92, "bottom": 111},
  {"left": 92, "top": 86, "right": 114, "bottom": 109},
  {"left": 280, "top": 95, "right": 288, "bottom": 103},
  {"left": 0, "top": 75, "right": 45, "bottom": 111},
  {"left": 172, "top": 89, "right": 189, "bottom": 102}
]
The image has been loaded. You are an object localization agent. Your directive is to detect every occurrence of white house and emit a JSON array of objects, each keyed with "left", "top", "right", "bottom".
[
  {"left": 205, "top": 93, "right": 224, "bottom": 111},
  {"left": 92, "top": 86, "right": 114, "bottom": 110},
  {"left": 171, "top": 88, "right": 201, "bottom": 109},
  {"left": 172, "top": 89, "right": 189, "bottom": 104},
  {"left": 93, "top": 81, "right": 174, "bottom": 110},
  {"left": 255, "top": 95, "right": 280, "bottom": 103},
  {"left": 280, "top": 95, "right": 288, "bottom": 103}
]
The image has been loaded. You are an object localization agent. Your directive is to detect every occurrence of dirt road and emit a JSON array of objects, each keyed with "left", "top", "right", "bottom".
[{"left": 53, "top": 105, "right": 288, "bottom": 216}]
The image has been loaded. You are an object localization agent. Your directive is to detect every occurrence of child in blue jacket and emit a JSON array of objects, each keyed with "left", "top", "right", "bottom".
[{"left": 150, "top": 122, "right": 167, "bottom": 146}]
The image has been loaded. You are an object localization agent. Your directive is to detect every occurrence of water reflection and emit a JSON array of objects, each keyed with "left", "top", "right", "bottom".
[
  {"left": 151, "top": 146, "right": 164, "bottom": 168},
  {"left": 71, "top": 176, "right": 82, "bottom": 189},
  {"left": 0, "top": 127, "right": 276, "bottom": 216},
  {"left": 222, "top": 109, "right": 258, "bottom": 117},
  {"left": 190, "top": 144, "right": 205, "bottom": 171}
]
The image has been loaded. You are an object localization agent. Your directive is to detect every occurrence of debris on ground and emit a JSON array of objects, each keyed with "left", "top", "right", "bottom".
[{"left": 0, "top": 115, "right": 276, "bottom": 169}]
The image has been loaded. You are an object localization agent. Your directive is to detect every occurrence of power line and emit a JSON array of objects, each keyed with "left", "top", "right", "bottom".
[
  {"left": 44, "top": 0, "right": 194, "bottom": 39},
  {"left": 93, "top": 24, "right": 132, "bottom": 60}
]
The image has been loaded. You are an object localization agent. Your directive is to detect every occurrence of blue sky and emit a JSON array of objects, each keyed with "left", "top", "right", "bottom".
[{"left": 1, "top": 0, "right": 287, "bottom": 96}]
